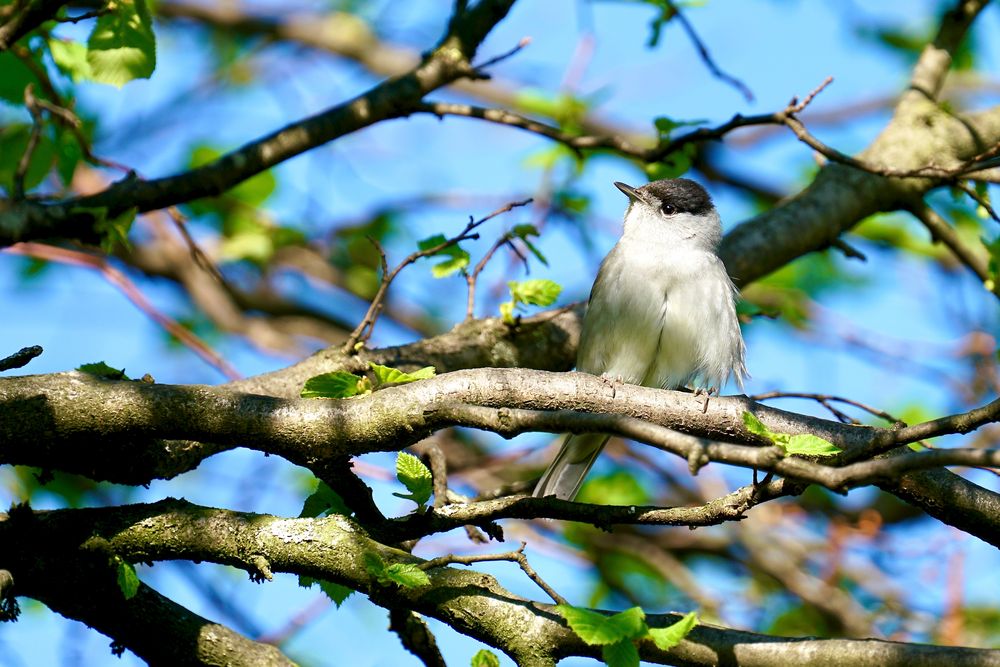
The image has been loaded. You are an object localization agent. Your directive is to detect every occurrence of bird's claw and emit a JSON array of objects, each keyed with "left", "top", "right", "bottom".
[{"left": 693, "top": 386, "right": 717, "bottom": 413}]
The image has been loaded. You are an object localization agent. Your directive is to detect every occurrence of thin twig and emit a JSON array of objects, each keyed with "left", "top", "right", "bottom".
[
  {"left": 164, "top": 206, "right": 233, "bottom": 289},
  {"left": 342, "top": 199, "right": 531, "bottom": 352},
  {"left": 13, "top": 83, "right": 43, "bottom": 200},
  {"left": 829, "top": 238, "right": 867, "bottom": 262},
  {"left": 787, "top": 77, "right": 835, "bottom": 114},
  {"left": 473, "top": 36, "right": 531, "bottom": 71},
  {"left": 416, "top": 100, "right": 782, "bottom": 164},
  {"left": 54, "top": 7, "right": 110, "bottom": 23},
  {"left": 465, "top": 234, "right": 518, "bottom": 320},
  {"left": 954, "top": 181, "right": 1000, "bottom": 224},
  {"left": 906, "top": 202, "right": 998, "bottom": 298},
  {"left": 256, "top": 594, "right": 331, "bottom": 646},
  {"left": 751, "top": 391, "right": 904, "bottom": 426},
  {"left": 419, "top": 542, "right": 568, "bottom": 605},
  {"left": 12, "top": 44, "right": 132, "bottom": 174},
  {"left": 666, "top": 0, "right": 753, "bottom": 102}
]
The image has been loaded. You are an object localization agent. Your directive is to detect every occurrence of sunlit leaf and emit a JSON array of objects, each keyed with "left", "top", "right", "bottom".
[
  {"left": 48, "top": 39, "right": 94, "bottom": 82},
  {"left": 87, "top": 0, "right": 157, "bottom": 87},
  {"left": 418, "top": 234, "right": 470, "bottom": 278},
  {"left": 784, "top": 433, "right": 842, "bottom": 457},
  {"left": 392, "top": 452, "right": 432, "bottom": 507},
  {"left": 509, "top": 279, "right": 561, "bottom": 307},
  {"left": 370, "top": 362, "right": 436, "bottom": 386},
  {"left": 556, "top": 605, "right": 647, "bottom": 645},
  {"left": 115, "top": 559, "right": 140, "bottom": 599},
  {"left": 648, "top": 612, "right": 698, "bottom": 650},
  {"left": 602, "top": 639, "right": 640, "bottom": 667},
  {"left": 301, "top": 371, "right": 365, "bottom": 399},
  {"left": 384, "top": 563, "right": 430, "bottom": 588},
  {"left": 299, "top": 480, "right": 352, "bottom": 518},
  {"left": 471, "top": 649, "right": 500, "bottom": 667}
]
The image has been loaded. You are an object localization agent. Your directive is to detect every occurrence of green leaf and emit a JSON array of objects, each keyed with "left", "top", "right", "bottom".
[
  {"left": 55, "top": 127, "right": 84, "bottom": 186},
  {"left": 602, "top": 640, "right": 639, "bottom": 667},
  {"left": 556, "top": 605, "right": 647, "bottom": 646},
  {"left": 393, "top": 452, "right": 433, "bottom": 507},
  {"left": 418, "top": 234, "right": 470, "bottom": 278},
  {"left": 0, "top": 52, "right": 40, "bottom": 104},
  {"left": 741, "top": 411, "right": 771, "bottom": 438},
  {"left": 784, "top": 433, "right": 842, "bottom": 457},
  {"left": 384, "top": 563, "right": 431, "bottom": 588},
  {"left": 77, "top": 361, "right": 129, "bottom": 380},
  {"left": 645, "top": 144, "right": 696, "bottom": 180},
  {"left": 511, "top": 224, "right": 548, "bottom": 265},
  {"left": 96, "top": 206, "right": 137, "bottom": 251},
  {"left": 577, "top": 471, "right": 649, "bottom": 506},
  {"left": 301, "top": 371, "right": 365, "bottom": 399},
  {"left": 509, "top": 279, "right": 562, "bottom": 307},
  {"left": 48, "top": 39, "right": 95, "bottom": 82},
  {"left": 499, "top": 300, "right": 516, "bottom": 324},
  {"left": 471, "top": 649, "right": 500, "bottom": 667},
  {"left": 0, "top": 124, "right": 56, "bottom": 193},
  {"left": 363, "top": 552, "right": 429, "bottom": 588},
  {"left": 430, "top": 253, "right": 470, "bottom": 278},
  {"left": 369, "top": 362, "right": 436, "bottom": 386},
  {"left": 115, "top": 558, "right": 140, "bottom": 599},
  {"left": 741, "top": 411, "right": 841, "bottom": 457},
  {"left": 86, "top": 0, "right": 157, "bottom": 87},
  {"left": 297, "top": 576, "right": 353, "bottom": 607},
  {"left": 363, "top": 551, "right": 387, "bottom": 580},
  {"left": 299, "top": 481, "right": 352, "bottom": 518},
  {"left": 653, "top": 116, "right": 707, "bottom": 140},
  {"left": 189, "top": 144, "right": 276, "bottom": 208},
  {"left": 219, "top": 230, "right": 273, "bottom": 263},
  {"left": 649, "top": 612, "right": 698, "bottom": 651}
]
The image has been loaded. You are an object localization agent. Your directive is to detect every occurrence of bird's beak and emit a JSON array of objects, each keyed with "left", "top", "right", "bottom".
[{"left": 614, "top": 181, "right": 644, "bottom": 204}]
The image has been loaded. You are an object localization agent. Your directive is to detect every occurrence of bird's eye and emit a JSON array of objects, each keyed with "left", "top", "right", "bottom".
[{"left": 661, "top": 203, "right": 676, "bottom": 215}]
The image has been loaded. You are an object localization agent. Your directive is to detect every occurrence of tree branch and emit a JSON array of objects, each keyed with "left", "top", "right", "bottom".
[
  {"left": 0, "top": 0, "right": 70, "bottom": 51},
  {"left": 2, "top": 503, "right": 294, "bottom": 665},
  {"left": 4, "top": 368, "right": 1000, "bottom": 544},
  {"left": 4, "top": 499, "right": 999, "bottom": 666}
]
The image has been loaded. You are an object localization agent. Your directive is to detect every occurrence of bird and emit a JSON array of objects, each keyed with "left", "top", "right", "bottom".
[{"left": 533, "top": 178, "right": 748, "bottom": 501}]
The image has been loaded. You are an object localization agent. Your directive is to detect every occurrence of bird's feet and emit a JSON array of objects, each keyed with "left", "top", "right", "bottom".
[
  {"left": 601, "top": 374, "right": 626, "bottom": 399},
  {"left": 693, "top": 386, "right": 718, "bottom": 413}
]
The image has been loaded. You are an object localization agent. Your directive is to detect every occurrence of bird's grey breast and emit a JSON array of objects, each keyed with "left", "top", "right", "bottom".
[{"left": 576, "top": 239, "right": 696, "bottom": 386}]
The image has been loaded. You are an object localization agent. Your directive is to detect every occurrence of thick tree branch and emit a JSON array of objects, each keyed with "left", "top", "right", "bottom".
[
  {"left": 2, "top": 505, "right": 294, "bottom": 665},
  {"left": 5, "top": 500, "right": 999, "bottom": 666},
  {"left": 3, "top": 368, "right": 1000, "bottom": 544}
]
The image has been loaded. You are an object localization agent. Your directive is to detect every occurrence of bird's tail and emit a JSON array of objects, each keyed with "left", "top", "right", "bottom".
[{"left": 532, "top": 433, "right": 611, "bottom": 501}]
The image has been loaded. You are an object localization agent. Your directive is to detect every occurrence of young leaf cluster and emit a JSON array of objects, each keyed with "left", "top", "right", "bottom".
[
  {"left": 499, "top": 279, "right": 562, "bottom": 324},
  {"left": 393, "top": 452, "right": 433, "bottom": 508},
  {"left": 300, "top": 363, "right": 435, "bottom": 399},
  {"left": 556, "top": 605, "right": 698, "bottom": 667},
  {"left": 364, "top": 552, "right": 431, "bottom": 588},
  {"left": 742, "top": 412, "right": 842, "bottom": 457}
]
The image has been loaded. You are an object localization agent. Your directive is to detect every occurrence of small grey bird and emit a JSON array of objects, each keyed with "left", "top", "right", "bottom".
[{"left": 533, "top": 178, "right": 748, "bottom": 500}]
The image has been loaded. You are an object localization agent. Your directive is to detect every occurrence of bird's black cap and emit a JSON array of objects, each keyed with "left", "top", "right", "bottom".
[{"left": 615, "top": 178, "right": 714, "bottom": 215}]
